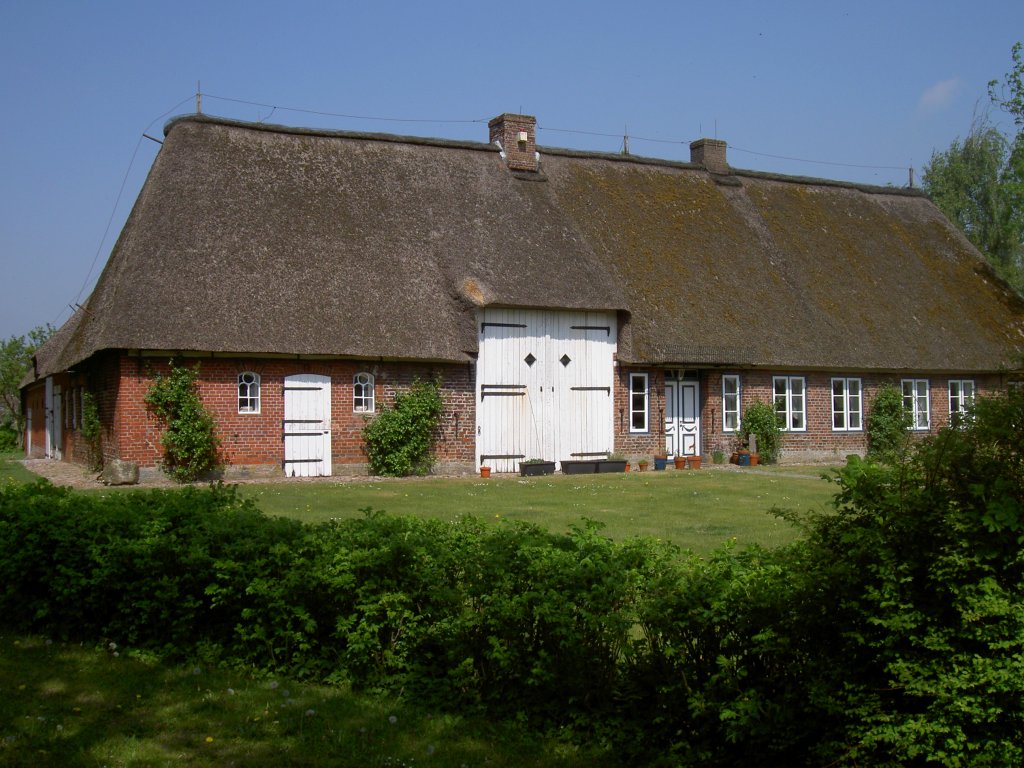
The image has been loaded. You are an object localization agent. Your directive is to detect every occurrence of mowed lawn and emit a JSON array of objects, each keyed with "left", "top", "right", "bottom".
[
  {"left": 1, "top": 452, "right": 838, "bottom": 553},
  {"left": 239, "top": 466, "right": 837, "bottom": 553}
]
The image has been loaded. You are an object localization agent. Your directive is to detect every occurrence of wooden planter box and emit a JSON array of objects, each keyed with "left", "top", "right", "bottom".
[
  {"left": 519, "top": 461, "right": 556, "bottom": 477},
  {"left": 561, "top": 460, "right": 599, "bottom": 474},
  {"left": 597, "top": 460, "right": 628, "bottom": 473}
]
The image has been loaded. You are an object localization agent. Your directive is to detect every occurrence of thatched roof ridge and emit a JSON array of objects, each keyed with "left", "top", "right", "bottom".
[{"left": 28, "top": 114, "right": 1024, "bottom": 382}]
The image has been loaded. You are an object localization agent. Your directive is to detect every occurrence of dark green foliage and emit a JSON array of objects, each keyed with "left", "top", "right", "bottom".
[
  {"left": 866, "top": 383, "right": 912, "bottom": 462},
  {"left": 79, "top": 390, "right": 102, "bottom": 471},
  {"left": 0, "top": 324, "right": 54, "bottom": 447},
  {"left": 0, "top": 424, "right": 17, "bottom": 451},
  {"left": 362, "top": 379, "right": 443, "bottom": 476},
  {"left": 2, "top": 393, "right": 1022, "bottom": 765},
  {"left": 144, "top": 360, "right": 222, "bottom": 482},
  {"left": 740, "top": 400, "right": 782, "bottom": 462},
  {"left": 924, "top": 43, "right": 1024, "bottom": 294}
]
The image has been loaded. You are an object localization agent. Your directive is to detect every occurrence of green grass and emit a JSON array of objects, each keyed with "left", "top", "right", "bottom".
[
  {"left": 239, "top": 467, "right": 836, "bottom": 553},
  {"left": 0, "top": 635, "right": 613, "bottom": 768},
  {"left": 0, "top": 452, "right": 37, "bottom": 484}
]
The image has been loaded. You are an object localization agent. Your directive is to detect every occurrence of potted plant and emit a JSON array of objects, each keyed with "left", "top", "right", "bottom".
[
  {"left": 653, "top": 455, "right": 668, "bottom": 470},
  {"left": 687, "top": 455, "right": 702, "bottom": 469},
  {"left": 480, "top": 465, "right": 491, "bottom": 478},
  {"left": 637, "top": 458, "right": 650, "bottom": 471},
  {"left": 674, "top": 455, "right": 687, "bottom": 469},
  {"left": 519, "top": 458, "right": 556, "bottom": 477}
]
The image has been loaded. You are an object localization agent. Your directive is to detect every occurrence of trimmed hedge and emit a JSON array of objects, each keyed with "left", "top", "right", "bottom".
[{"left": 2, "top": 392, "right": 1022, "bottom": 766}]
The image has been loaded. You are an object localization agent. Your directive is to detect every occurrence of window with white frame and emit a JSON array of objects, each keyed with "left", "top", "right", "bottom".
[
  {"left": 722, "top": 374, "right": 741, "bottom": 431},
  {"left": 773, "top": 376, "right": 806, "bottom": 431},
  {"left": 902, "top": 379, "right": 930, "bottom": 430},
  {"left": 237, "top": 372, "right": 260, "bottom": 414},
  {"left": 948, "top": 379, "right": 975, "bottom": 423},
  {"left": 354, "top": 372, "right": 375, "bottom": 413},
  {"left": 831, "top": 377, "right": 862, "bottom": 431},
  {"left": 629, "top": 373, "right": 649, "bottom": 432}
]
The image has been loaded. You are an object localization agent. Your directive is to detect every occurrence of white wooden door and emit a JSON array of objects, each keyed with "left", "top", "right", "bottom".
[
  {"left": 665, "top": 379, "right": 701, "bottom": 457},
  {"left": 476, "top": 309, "right": 615, "bottom": 473},
  {"left": 283, "top": 374, "right": 331, "bottom": 477}
]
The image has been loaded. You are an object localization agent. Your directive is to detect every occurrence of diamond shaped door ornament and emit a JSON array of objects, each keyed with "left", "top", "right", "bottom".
[
  {"left": 560, "top": 354, "right": 572, "bottom": 367},
  {"left": 524, "top": 353, "right": 536, "bottom": 367}
]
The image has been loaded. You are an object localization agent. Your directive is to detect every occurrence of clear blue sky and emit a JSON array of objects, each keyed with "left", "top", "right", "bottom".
[{"left": 2, "top": 0, "right": 1022, "bottom": 340}]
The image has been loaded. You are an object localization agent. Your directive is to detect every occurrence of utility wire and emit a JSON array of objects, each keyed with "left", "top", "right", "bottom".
[
  {"left": 62, "top": 96, "right": 195, "bottom": 325},
  {"left": 204, "top": 94, "right": 490, "bottom": 125},
  {"left": 729, "top": 145, "right": 909, "bottom": 172}
]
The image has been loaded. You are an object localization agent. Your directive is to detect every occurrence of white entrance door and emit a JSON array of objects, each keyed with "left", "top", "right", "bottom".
[
  {"left": 665, "top": 379, "right": 701, "bottom": 457},
  {"left": 283, "top": 374, "right": 331, "bottom": 477},
  {"left": 476, "top": 309, "right": 616, "bottom": 473}
]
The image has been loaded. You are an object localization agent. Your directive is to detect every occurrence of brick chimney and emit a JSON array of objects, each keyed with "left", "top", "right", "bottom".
[
  {"left": 489, "top": 113, "right": 538, "bottom": 172},
  {"left": 689, "top": 138, "right": 728, "bottom": 174}
]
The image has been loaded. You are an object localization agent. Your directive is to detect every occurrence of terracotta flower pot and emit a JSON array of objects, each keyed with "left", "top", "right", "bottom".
[
  {"left": 749, "top": 454, "right": 760, "bottom": 466},
  {"left": 480, "top": 466, "right": 491, "bottom": 478},
  {"left": 687, "top": 456, "right": 702, "bottom": 470},
  {"left": 674, "top": 456, "right": 687, "bottom": 469}
]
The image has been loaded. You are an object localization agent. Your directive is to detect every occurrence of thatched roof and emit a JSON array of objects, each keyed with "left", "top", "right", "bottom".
[{"left": 30, "top": 114, "right": 1024, "bottom": 379}]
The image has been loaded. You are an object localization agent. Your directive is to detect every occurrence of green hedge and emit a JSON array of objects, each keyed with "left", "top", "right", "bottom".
[{"left": 1, "top": 392, "right": 1022, "bottom": 766}]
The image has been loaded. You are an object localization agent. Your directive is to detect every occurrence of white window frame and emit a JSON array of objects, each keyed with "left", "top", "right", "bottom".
[
  {"left": 948, "top": 379, "right": 975, "bottom": 421},
  {"left": 902, "top": 379, "right": 930, "bottom": 430},
  {"left": 629, "top": 373, "right": 649, "bottom": 433},
  {"left": 722, "top": 374, "right": 741, "bottom": 431},
  {"left": 237, "top": 372, "right": 261, "bottom": 414},
  {"left": 773, "top": 376, "right": 807, "bottom": 432},
  {"left": 354, "top": 372, "right": 375, "bottom": 413},
  {"left": 831, "top": 377, "right": 862, "bottom": 432}
]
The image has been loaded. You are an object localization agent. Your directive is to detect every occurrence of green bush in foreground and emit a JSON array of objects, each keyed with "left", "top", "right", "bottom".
[{"left": 1, "top": 392, "right": 1021, "bottom": 766}]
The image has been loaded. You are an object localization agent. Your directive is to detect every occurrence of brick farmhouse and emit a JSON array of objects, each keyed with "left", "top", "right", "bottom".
[{"left": 22, "top": 112, "right": 1024, "bottom": 477}]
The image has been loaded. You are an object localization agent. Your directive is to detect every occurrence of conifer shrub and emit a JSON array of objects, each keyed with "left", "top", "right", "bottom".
[
  {"left": 740, "top": 400, "right": 783, "bottom": 462},
  {"left": 865, "top": 382, "right": 912, "bottom": 462}
]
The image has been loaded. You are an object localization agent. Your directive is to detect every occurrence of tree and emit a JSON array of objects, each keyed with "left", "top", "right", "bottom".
[
  {"left": 923, "top": 43, "right": 1024, "bottom": 295},
  {"left": 922, "top": 115, "right": 1024, "bottom": 292},
  {"left": 989, "top": 41, "right": 1024, "bottom": 129},
  {"left": 0, "top": 324, "right": 54, "bottom": 448}
]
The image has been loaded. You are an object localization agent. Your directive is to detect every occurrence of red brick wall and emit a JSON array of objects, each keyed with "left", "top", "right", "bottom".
[
  {"left": 613, "top": 366, "right": 666, "bottom": 458},
  {"left": 702, "top": 370, "right": 1008, "bottom": 461},
  {"left": 615, "top": 367, "right": 1009, "bottom": 463},
  {"left": 40, "top": 350, "right": 1015, "bottom": 472},
  {"left": 101, "top": 355, "right": 476, "bottom": 472}
]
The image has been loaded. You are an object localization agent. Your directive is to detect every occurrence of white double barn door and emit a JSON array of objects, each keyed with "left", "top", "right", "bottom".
[{"left": 476, "top": 309, "right": 616, "bottom": 473}]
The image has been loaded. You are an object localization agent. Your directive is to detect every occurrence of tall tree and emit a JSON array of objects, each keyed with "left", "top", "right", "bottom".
[
  {"left": 0, "top": 325, "right": 54, "bottom": 446},
  {"left": 923, "top": 44, "right": 1024, "bottom": 295}
]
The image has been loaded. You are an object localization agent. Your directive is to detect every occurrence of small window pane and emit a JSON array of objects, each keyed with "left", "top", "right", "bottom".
[
  {"left": 630, "top": 373, "right": 649, "bottom": 433},
  {"left": 238, "top": 372, "right": 260, "bottom": 414},
  {"left": 354, "top": 373, "right": 375, "bottom": 413}
]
